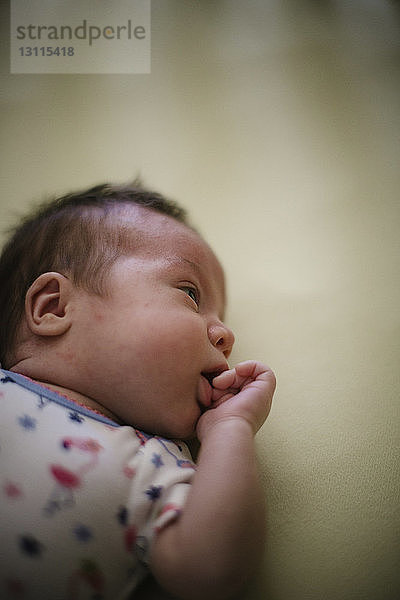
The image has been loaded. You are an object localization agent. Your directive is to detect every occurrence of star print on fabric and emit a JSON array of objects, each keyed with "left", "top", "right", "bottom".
[
  {"left": 19, "top": 534, "right": 44, "bottom": 557},
  {"left": 69, "top": 411, "right": 84, "bottom": 424},
  {"left": 117, "top": 506, "right": 129, "bottom": 526},
  {"left": 1, "top": 375, "right": 15, "bottom": 384},
  {"left": 17, "top": 414, "right": 37, "bottom": 431},
  {"left": 151, "top": 453, "right": 164, "bottom": 469},
  {"left": 145, "top": 485, "right": 163, "bottom": 501},
  {"left": 43, "top": 499, "right": 62, "bottom": 516},
  {"left": 73, "top": 524, "right": 93, "bottom": 543}
]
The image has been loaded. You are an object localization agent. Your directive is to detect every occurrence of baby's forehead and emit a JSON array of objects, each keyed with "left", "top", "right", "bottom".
[
  {"left": 115, "top": 205, "right": 219, "bottom": 264},
  {"left": 113, "top": 205, "right": 227, "bottom": 308}
]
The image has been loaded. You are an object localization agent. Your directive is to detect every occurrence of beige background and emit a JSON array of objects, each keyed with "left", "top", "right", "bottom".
[{"left": 1, "top": 2, "right": 399, "bottom": 599}]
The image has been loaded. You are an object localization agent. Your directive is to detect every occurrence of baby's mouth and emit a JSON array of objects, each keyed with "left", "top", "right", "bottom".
[
  {"left": 202, "top": 371, "right": 220, "bottom": 386},
  {"left": 198, "top": 368, "right": 228, "bottom": 411},
  {"left": 197, "top": 375, "right": 213, "bottom": 410}
]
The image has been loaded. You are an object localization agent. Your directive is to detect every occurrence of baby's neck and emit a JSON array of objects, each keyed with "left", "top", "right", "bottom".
[{"left": 31, "top": 378, "right": 123, "bottom": 424}]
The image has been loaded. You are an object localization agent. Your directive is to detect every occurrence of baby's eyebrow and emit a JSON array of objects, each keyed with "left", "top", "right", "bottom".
[
  {"left": 163, "top": 256, "right": 201, "bottom": 274},
  {"left": 181, "top": 257, "right": 201, "bottom": 273}
]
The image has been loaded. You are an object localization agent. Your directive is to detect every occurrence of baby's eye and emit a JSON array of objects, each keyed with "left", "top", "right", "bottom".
[{"left": 180, "top": 286, "right": 200, "bottom": 307}]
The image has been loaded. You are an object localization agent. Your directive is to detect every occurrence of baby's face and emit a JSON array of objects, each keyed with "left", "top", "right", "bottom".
[{"left": 68, "top": 207, "right": 235, "bottom": 438}]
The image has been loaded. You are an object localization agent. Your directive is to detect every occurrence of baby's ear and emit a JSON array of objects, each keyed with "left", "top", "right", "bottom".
[{"left": 25, "top": 272, "right": 73, "bottom": 337}]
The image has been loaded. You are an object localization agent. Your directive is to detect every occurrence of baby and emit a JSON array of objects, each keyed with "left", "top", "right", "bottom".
[{"left": 0, "top": 182, "right": 276, "bottom": 600}]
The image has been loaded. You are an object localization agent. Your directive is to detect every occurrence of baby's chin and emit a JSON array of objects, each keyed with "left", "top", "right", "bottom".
[{"left": 153, "top": 408, "right": 201, "bottom": 441}]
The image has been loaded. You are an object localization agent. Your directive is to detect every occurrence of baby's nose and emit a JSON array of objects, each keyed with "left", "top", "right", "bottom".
[{"left": 208, "top": 322, "right": 235, "bottom": 358}]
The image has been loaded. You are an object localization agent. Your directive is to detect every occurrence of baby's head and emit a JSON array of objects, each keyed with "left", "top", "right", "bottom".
[
  {"left": 0, "top": 182, "right": 235, "bottom": 438},
  {"left": 0, "top": 181, "right": 189, "bottom": 369}
]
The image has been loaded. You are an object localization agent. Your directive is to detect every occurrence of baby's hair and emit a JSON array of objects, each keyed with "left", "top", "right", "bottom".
[{"left": 0, "top": 180, "right": 188, "bottom": 368}]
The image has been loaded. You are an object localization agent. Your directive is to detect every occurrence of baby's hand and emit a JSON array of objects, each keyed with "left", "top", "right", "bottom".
[{"left": 197, "top": 361, "right": 276, "bottom": 441}]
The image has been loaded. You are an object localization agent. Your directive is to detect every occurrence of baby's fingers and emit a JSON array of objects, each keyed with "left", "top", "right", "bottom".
[
  {"left": 212, "top": 361, "right": 274, "bottom": 391},
  {"left": 212, "top": 368, "right": 237, "bottom": 390}
]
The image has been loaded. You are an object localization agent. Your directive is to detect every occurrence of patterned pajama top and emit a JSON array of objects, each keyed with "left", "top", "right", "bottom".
[{"left": 0, "top": 369, "right": 195, "bottom": 599}]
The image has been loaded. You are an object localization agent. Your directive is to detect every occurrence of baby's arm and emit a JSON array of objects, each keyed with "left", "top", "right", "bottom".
[{"left": 150, "top": 361, "right": 276, "bottom": 600}]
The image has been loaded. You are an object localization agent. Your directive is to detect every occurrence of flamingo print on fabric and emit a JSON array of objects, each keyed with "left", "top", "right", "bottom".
[{"left": 44, "top": 437, "right": 103, "bottom": 516}]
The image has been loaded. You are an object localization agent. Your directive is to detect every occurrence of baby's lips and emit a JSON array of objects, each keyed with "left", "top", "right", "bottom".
[
  {"left": 198, "top": 364, "right": 229, "bottom": 409},
  {"left": 197, "top": 375, "right": 213, "bottom": 409}
]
